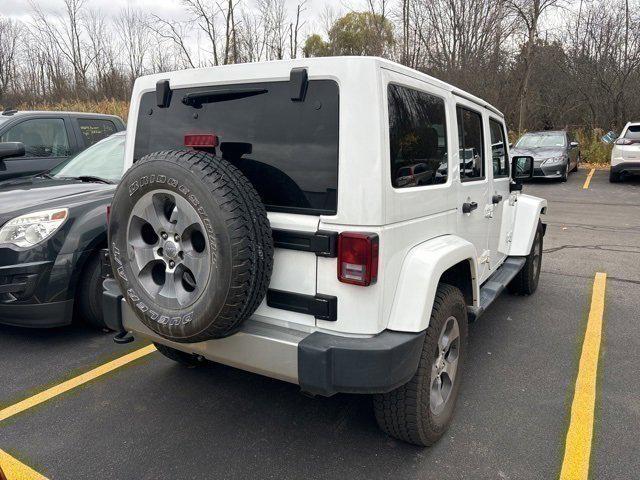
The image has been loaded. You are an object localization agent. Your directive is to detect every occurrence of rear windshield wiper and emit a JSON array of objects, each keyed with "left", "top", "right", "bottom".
[
  {"left": 75, "top": 175, "right": 115, "bottom": 184},
  {"left": 182, "top": 88, "right": 268, "bottom": 108}
]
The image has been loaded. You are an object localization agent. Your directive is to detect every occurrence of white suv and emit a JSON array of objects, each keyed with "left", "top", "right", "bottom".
[
  {"left": 610, "top": 121, "right": 640, "bottom": 182},
  {"left": 104, "top": 57, "right": 546, "bottom": 446}
]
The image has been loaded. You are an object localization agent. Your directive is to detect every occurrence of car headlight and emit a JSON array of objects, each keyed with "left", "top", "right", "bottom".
[
  {"left": 0, "top": 208, "right": 68, "bottom": 247},
  {"left": 543, "top": 156, "right": 566, "bottom": 165}
]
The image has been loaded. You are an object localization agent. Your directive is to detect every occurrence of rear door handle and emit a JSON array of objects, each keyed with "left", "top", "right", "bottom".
[
  {"left": 492, "top": 194, "right": 503, "bottom": 204},
  {"left": 462, "top": 201, "right": 478, "bottom": 214}
]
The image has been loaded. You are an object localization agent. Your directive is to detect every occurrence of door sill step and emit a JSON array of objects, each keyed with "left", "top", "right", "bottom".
[{"left": 468, "top": 257, "right": 526, "bottom": 321}]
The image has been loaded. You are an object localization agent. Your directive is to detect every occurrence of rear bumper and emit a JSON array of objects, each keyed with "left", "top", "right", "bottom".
[
  {"left": 611, "top": 161, "right": 640, "bottom": 175},
  {"left": 103, "top": 280, "right": 425, "bottom": 396}
]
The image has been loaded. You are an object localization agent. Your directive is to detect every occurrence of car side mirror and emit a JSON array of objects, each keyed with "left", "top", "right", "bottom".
[
  {"left": 510, "top": 155, "right": 534, "bottom": 191},
  {"left": 570, "top": 141, "right": 579, "bottom": 148},
  {"left": 0, "top": 142, "right": 25, "bottom": 160}
]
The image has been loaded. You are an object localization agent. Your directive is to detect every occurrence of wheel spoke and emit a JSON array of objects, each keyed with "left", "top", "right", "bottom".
[
  {"left": 172, "top": 195, "right": 200, "bottom": 236},
  {"left": 130, "top": 244, "right": 157, "bottom": 275},
  {"left": 143, "top": 200, "right": 168, "bottom": 233},
  {"left": 439, "top": 316, "right": 460, "bottom": 351},
  {"left": 182, "top": 251, "right": 206, "bottom": 286},
  {"left": 159, "top": 269, "right": 178, "bottom": 300},
  {"left": 442, "top": 356, "right": 458, "bottom": 384},
  {"left": 431, "top": 376, "right": 445, "bottom": 409}
]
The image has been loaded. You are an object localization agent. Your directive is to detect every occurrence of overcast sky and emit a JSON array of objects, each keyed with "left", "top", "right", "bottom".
[{"left": 0, "top": 0, "right": 340, "bottom": 24}]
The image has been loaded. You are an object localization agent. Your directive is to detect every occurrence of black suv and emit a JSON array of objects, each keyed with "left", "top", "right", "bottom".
[{"left": 0, "top": 109, "right": 125, "bottom": 181}]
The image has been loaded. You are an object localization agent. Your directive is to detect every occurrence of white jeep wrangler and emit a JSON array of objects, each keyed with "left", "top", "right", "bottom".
[{"left": 104, "top": 57, "right": 546, "bottom": 447}]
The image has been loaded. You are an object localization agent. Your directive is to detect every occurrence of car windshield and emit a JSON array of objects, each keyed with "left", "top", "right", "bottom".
[
  {"left": 516, "top": 133, "right": 566, "bottom": 148},
  {"left": 624, "top": 125, "right": 640, "bottom": 140},
  {"left": 49, "top": 134, "right": 125, "bottom": 182}
]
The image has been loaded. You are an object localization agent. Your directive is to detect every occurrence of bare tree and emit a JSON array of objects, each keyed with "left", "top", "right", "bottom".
[
  {"left": 0, "top": 18, "right": 21, "bottom": 103},
  {"left": 115, "top": 6, "right": 151, "bottom": 82},
  {"left": 289, "top": 1, "right": 307, "bottom": 59},
  {"left": 30, "top": 0, "right": 96, "bottom": 94},
  {"left": 506, "top": 0, "right": 565, "bottom": 132}
]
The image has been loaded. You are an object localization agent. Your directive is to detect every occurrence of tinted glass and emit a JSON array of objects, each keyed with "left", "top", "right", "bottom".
[
  {"left": 388, "top": 85, "right": 448, "bottom": 188},
  {"left": 0, "top": 118, "right": 71, "bottom": 157},
  {"left": 489, "top": 119, "right": 509, "bottom": 178},
  {"left": 516, "top": 133, "right": 566, "bottom": 148},
  {"left": 50, "top": 134, "right": 125, "bottom": 182},
  {"left": 624, "top": 125, "right": 640, "bottom": 140},
  {"left": 135, "top": 80, "right": 339, "bottom": 215},
  {"left": 457, "top": 107, "right": 484, "bottom": 181},
  {"left": 78, "top": 118, "right": 118, "bottom": 146}
]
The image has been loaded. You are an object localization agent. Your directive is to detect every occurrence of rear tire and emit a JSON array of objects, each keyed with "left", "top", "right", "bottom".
[
  {"left": 508, "top": 221, "right": 543, "bottom": 295},
  {"left": 373, "top": 284, "right": 468, "bottom": 446},
  {"left": 77, "top": 251, "right": 108, "bottom": 329},
  {"left": 609, "top": 170, "right": 622, "bottom": 183},
  {"left": 154, "top": 343, "right": 205, "bottom": 367}
]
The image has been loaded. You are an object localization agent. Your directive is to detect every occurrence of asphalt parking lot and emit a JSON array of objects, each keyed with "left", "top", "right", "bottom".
[{"left": 1, "top": 168, "right": 639, "bottom": 480}]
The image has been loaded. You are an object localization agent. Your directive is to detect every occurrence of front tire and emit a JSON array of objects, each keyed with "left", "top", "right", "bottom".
[
  {"left": 373, "top": 284, "right": 468, "bottom": 446},
  {"left": 76, "top": 251, "right": 108, "bottom": 329},
  {"left": 508, "top": 221, "right": 543, "bottom": 295}
]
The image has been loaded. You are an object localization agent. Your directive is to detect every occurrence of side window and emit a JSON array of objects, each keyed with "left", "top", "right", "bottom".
[
  {"left": 78, "top": 118, "right": 117, "bottom": 147},
  {"left": 489, "top": 118, "right": 509, "bottom": 178},
  {"left": 388, "top": 84, "right": 448, "bottom": 188},
  {"left": 0, "top": 118, "right": 71, "bottom": 157},
  {"left": 456, "top": 107, "right": 484, "bottom": 181}
]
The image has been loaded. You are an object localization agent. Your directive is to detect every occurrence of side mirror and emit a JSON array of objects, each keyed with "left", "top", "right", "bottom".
[
  {"left": 0, "top": 142, "right": 25, "bottom": 160},
  {"left": 511, "top": 155, "right": 534, "bottom": 192},
  {"left": 570, "top": 141, "right": 579, "bottom": 148}
]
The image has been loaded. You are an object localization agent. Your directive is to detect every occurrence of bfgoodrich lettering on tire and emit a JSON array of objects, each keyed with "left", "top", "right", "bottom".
[
  {"left": 108, "top": 150, "right": 273, "bottom": 343},
  {"left": 373, "top": 284, "right": 468, "bottom": 446}
]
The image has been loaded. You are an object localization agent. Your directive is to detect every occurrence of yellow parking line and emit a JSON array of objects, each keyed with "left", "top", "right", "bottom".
[
  {"left": 559, "top": 272, "right": 607, "bottom": 480},
  {"left": 0, "top": 449, "right": 48, "bottom": 480},
  {"left": 582, "top": 169, "right": 595, "bottom": 189},
  {"left": 0, "top": 344, "right": 156, "bottom": 423}
]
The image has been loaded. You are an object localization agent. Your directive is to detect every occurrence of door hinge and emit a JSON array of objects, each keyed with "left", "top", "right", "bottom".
[{"left": 479, "top": 250, "right": 491, "bottom": 264}]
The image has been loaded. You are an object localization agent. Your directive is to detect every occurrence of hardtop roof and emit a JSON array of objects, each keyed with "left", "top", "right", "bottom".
[{"left": 136, "top": 56, "right": 505, "bottom": 119}]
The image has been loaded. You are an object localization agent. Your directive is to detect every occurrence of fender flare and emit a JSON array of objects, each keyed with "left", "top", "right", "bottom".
[
  {"left": 386, "top": 235, "right": 479, "bottom": 333},
  {"left": 508, "top": 194, "right": 547, "bottom": 256}
]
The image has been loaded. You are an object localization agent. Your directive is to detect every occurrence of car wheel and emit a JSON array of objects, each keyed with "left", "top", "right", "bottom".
[
  {"left": 154, "top": 343, "right": 206, "bottom": 367},
  {"left": 609, "top": 170, "right": 622, "bottom": 183},
  {"left": 571, "top": 155, "right": 579, "bottom": 173},
  {"left": 77, "top": 251, "right": 108, "bottom": 329},
  {"left": 508, "top": 221, "right": 543, "bottom": 295},
  {"left": 373, "top": 284, "right": 468, "bottom": 446},
  {"left": 108, "top": 150, "right": 274, "bottom": 343}
]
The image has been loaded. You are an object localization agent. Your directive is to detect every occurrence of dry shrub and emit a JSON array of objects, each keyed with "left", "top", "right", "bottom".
[
  {"left": 574, "top": 128, "right": 612, "bottom": 166},
  {"left": 15, "top": 99, "right": 130, "bottom": 122}
]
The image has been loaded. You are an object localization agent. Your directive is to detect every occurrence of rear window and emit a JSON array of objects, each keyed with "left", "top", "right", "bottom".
[
  {"left": 78, "top": 118, "right": 118, "bottom": 146},
  {"left": 134, "top": 80, "right": 339, "bottom": 215},
  {"left": 624, "top": 125, "right": 640, "bottom": 140},
  {"left": 388, "top": 84, "right": 448, "bottom": 188}
]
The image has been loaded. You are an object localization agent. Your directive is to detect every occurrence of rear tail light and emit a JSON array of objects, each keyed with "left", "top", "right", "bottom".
[
  {"left": 106, "top": 205, "right": 111, "bottom": 225},
  {"left": 184, "top": 134, "right": 219, "bottom": 148},
  {"left": 337, "top": 232, "right": 379, "bottom": 286},
  {"left": 614, "top": 138, "right": 637, "bottom": 146}
]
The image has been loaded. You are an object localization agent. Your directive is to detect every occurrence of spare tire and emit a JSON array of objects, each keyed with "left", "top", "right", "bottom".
[{"left": 108, "top": 149, "right": 273, "bottom": 343}]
